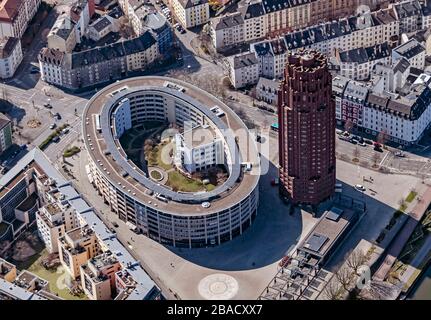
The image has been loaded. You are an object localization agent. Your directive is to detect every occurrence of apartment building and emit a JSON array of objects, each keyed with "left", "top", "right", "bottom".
[
  {"left": 0, "top": 0, "right": 41, "bottom": 38},
  {"left": 210, "top": 0, "right": 391, "bottom": 51},
  {"left": 174, "top": 124, "right": 224, "bottom": 173},
  {"left": 238, "top": 1, "right": 266, "bottom": 42},
  {"left": 39, "top": 31, "right": 159, "bottom": 90},
  {"left": 171, "top": 0, "right": 209, "bottom": 29},
  {"left": 333, "top": 63, "right": 431, "bottom": 145},
  {"left": 58, "top": 225, "right": 101, "bottom": 279},
  {"left": 80, "top": 251, "right": 122, "bottom": 300},
  {"left": 391, "top": 0, "right": 421, "bottom": 34},
  {"left": 251, "top": 37, "right": 287, "bottom": 80},
  {"left": 335, "top": 42, "right": 392, "bottom": 81},
  {"left": 47, "top": 14, "right": 77, "bottom": 53},
  {"left": 87, "top": 16, "right": 117, "bottom": 42},
  {"left": 236, "top": 7, "right": 400, "bottom": 82},
  {"left": 0, "top": 113, "right": 12, "bottom": 154},
  {"left": 256, "top": 77, "right": 280, "bottom": 106},
  {"left": 36, "top": 201, "right": 79, "bottom": 253},
  {"left": 228, "top": 51, "right": 259, "bottom": 88},
  {"left": 0, "top": 148, "right": 161, "bottom": 300},
  {"left": 0, "top": 36, "right": 22, "bottom": 78},
  {"left": 210, "top": 12, "right": 244, "bottom": 51},
  {"left": 392, "top": 38, "right": 426, "bottom": 69},
  {"left": 0, "top": 258, "right": 17, "bottom": 283}
]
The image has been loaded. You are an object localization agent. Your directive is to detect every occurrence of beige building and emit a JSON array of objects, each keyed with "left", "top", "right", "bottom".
[
  {"left": 80, "top": 251, "right": 122, "bottom": 300},
  {"left": 171, "top": 0, "right": 209, "bottom": 29},
  {"left": 58, "top": 226, "right": 100, "bottom": 279},
  {"left": 36, "top": 201, "right": 79, "bottom": 253},
  {"left": 0, "top": 258, "right": 17, "bottom": 283},
  {"left": 0, "top": 0, "right": 41, "bottom": 38},
  {"left": 47, "top": 13, "right": 77, "bottom": 53}
]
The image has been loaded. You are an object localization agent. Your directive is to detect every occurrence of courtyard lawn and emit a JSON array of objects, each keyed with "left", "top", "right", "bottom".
[
  {"left": 167, "top": 171, "right": 216, "bottom": 193},
  {"left": 148, "top": 145, "right": 173, "bottom": 171},
  {"left": 27, "top": 250, "right": 87, "bottom": 300},
  {"left": 168, "top": 171, "right": 205, "bottom": 192}
]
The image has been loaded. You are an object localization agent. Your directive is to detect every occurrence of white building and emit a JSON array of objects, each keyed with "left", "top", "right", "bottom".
[
  {"left": 174, "top": 124, "right": 224, "bottom": 173},
  {"left": 210, "top": 12, "right": 244, "bottom": 52},
  {"left": 243, "top": 7, "right": 399, "bottom": 85},
  {"left": 228, "top": 51, "right": 259, "bottom": 89},
  {"left": 255, "top": 77, "right": 280, "bottom": 106},
  {"left": 171, "top": 0, "right": 209, "bottom": 29},
  {"left": 0, "top": 0, "right": 42, "bottom": 38},
  {"left": 333, "top": 68, "right": 431, "bottom": 145},
  {"left": 0, "top": 37, "right": 22, "bottom": 79},
  {"left": 36, "top": 202, "right": 79, "bottom": 253},
  {"left": 392, "top": 38, "right": 426, "bottom": 70},
  {"left": 47, "top": 14, "right": 77, "bottom": 53},
  {"left": 391, "top": 0, "right": 421, "bottom": 34},
  {"left": 38, "top": 48, "right": 65, "bottom": 87},
  {"left": 87, "top": 16, "right": 116, "bottom": 41},
  {"left": 335, "top": 42, "right": 392, "bottom": 81}
]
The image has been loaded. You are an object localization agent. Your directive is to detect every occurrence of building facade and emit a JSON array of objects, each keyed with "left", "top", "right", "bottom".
[
  {"left": 171, "top": 0, "right": 209, "bottom": 29},
  {"left": 0, "top": 0, "right": 41, "bottom": 38},
  {"left": 278, "top": 51, "right": 336, "bottom": 205},
  {"left": 0, "top": 37, "right": 22, "bottom": 79}
]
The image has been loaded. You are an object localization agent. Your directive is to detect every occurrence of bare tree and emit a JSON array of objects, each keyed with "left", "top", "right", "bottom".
[
  {"left": 346, "top": 249, "right": 367, "bottom": 275},
  {"left": 353, "top": 147, "right": 360, "bottom": 161},
  {"left": 335, "top": 265, "right": 352, "bottom": 291},
  {"left": 371, "top": 152, "right": 381, "bottom": 167},
  {"left": 359, "top": 280, "right": 396, "bottom": 300},
  {"left": 322, "top": 279, "right": 341, "bottom": 300},
  {"left": 344, "top": 119, "right": 354, "bottom": 133}
]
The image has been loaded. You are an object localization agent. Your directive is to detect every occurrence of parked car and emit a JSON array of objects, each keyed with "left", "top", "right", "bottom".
[
  {"left": 112, "top": 221, "right": 119, "bottom": 228},
  {"left": 49, "top": 123, "right": 56, "bottom": 129},
  {"left": 335, "top": 129, "right": 343, "bottom": 135},
  {"left": 350, "top": 139, "right": 358, "bottom": 145},
  {"left": 44, "top": 103, "right": 52, "bottom": 109},
  {"left": 52, "top": 136, "right": 60, "bottom": 143},
  {"left": 373, "top": 142, "right": 382, "bottom": 148},
  {"left": 358, "top": 141, "right": 367, "bottom": 147},
  {"left": 62, "top": 128, "right": 69, "bottom": 134},
  {"left": 364, "top": 139, "right": 373, "bottom": 145},
  {"left": 395, "top": 151, "right": 406, "bottom": 157},
  {"left": 374, "top": 146, "right": 383, "bottom": 152},
  {"left": 355, "top": 184, "right": 366, "bottom": 192},
  {"left": 54, "top": 112, "right": 61, "bottom": 120}
]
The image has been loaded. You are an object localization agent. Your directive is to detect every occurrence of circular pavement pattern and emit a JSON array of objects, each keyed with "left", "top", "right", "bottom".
[{"left": 198, "top": 274, "right": 239, "bottom": 300}]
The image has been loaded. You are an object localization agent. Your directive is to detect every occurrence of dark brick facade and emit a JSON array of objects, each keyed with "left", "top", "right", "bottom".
[{"left": 278, "top": 50, "right": 336, "bottom": 205}]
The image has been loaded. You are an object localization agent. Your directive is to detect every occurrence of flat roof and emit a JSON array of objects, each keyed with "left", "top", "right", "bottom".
[
  {"left": 298, "top": 206, "right": 358, "bottom": 259},
  {"left": 82, "top": 77, "right": 260, "bottom": 216}
]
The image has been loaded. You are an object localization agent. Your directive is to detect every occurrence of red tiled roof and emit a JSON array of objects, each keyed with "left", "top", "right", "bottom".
[{"left": 0, "top": 0, "right": 23, "bottom": 23}]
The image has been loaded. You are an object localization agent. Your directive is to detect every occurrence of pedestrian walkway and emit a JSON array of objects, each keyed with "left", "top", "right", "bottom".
[
  {"left": 397, "top": 234, "right": 431, "bottom": 293},
  {"left": 373, "top": 184, "right": 431, "bottom": 281}
]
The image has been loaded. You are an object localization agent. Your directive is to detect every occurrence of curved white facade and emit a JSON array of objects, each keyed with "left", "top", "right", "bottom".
[{"left": 83, "top": 77, "right": 260, "bottom": 248}]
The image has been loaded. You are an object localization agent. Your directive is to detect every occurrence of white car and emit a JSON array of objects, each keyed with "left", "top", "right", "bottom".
[{"left": 355, "top": 184, "right": 366, "bottom": 192}]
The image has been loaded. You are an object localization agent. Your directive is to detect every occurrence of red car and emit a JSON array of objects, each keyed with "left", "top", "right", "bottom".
[
  {"left": 279, "top": 256, "right": 290, "bottom": 267},
  {"left": 373, "top": 142, "right": 382, "bottom": 148}
]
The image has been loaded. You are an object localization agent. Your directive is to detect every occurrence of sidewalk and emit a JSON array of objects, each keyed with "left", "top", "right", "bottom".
[
  {"left": 398, "top": 234, "right": 431, "bottom": 293},
  {"left": 373, "top": 184, "right": 431, "bottom": 281}
]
